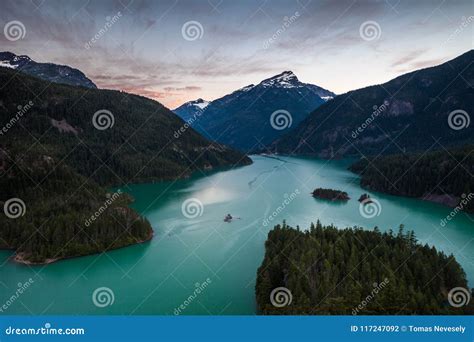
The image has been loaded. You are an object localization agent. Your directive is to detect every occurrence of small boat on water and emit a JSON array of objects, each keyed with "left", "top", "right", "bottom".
[{"left": 224, "top": 214, "right": 233, "bottom": 222}]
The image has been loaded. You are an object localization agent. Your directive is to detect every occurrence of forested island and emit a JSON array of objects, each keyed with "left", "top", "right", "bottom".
[
  {"left": 312, "top": 188, "right": 349, "bottom": 201},
  {"left": 0, "top": 67, "right": 250, "bottom": 264},
  {"left": 349, "top": 146, "right": 474, "bottom": 212},
  {"left": 256, "top": 221, "right": 473, "bottom": 315}
]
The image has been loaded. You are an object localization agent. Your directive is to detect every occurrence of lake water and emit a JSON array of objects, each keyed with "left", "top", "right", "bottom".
[{"left": 1, "top": 155, "right": 473, "bottom": 314}]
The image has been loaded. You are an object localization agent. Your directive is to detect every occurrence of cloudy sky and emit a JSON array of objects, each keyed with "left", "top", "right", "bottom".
[{"left": 1, "top": 0, "right": 472, "bottom": 108}]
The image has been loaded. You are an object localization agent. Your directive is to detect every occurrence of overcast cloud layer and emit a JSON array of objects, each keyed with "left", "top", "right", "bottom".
[{"left": 1, "top": 0, "right": 472, "bottom": 108}]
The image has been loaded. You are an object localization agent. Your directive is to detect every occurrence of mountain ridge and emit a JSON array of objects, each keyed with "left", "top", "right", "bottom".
[
  {"left": 0, "top": 51, "right": 97, "bottom": 89},
  {"left": 173, "top": 70, "right": 335, "bottom": 151},
  {"left": 271, "top": 50, "right": 474, "bottom": 157}
]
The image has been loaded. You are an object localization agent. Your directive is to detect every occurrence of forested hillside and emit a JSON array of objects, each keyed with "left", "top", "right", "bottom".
[
  {"left": 0, "top": 67, "right": 250, "bottom": 263},
  {"left": 0, "top": 146, "right": 152, "bottom": 263},
  {"left": 272, "top": 50, "right": 474, "bottom": 158},
  {"left": 349, "top": 145, "right": 474, "bottom": 212}
]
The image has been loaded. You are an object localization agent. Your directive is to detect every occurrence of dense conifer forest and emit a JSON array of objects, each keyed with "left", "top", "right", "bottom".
[
  {"left": 349, "top": 146, "right": 474, "bottom": 212},
  {"left": 0, "top": 146, "right": 153, "bottom": 263},
  {"left": 256, "top": 221, "right": 473, "bottom": 315}
]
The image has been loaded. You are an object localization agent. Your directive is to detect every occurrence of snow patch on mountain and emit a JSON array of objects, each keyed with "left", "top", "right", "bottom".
[
  {"left": 260, "top": 71, "right": 299, "bottom": 88},
  {"left": 0, "top": 61, "right": 17, "bottom": 69}
]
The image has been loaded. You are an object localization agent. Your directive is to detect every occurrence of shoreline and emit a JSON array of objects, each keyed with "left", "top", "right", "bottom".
[{"left": 9, "top": 230, "right": 154, "bottom": 266}]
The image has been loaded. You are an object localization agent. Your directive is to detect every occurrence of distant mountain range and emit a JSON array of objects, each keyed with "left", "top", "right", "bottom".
[
  {"left": 0, "top": 51, "right": 97, "bottom": 89},
  {"left": 174, "top": 98, "right": 210, "bottom": 121},
  {"left": 272, "top": 50, "right": 474, "bottom": 158},
  {"left": 173, "top": 71, "right": 335, "bottom": 151}
]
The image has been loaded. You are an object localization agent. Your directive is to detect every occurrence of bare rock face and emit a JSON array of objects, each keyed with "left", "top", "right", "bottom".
[{"left": 51, "top": 118, "right": 80, "bottom": 135}]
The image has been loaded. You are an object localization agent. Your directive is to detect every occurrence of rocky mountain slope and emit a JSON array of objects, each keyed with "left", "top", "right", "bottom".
[
  {"left": 174, "top": 71, "right": 334, "bottom": 151},
  {"left": 0, "top": 51, "right": 97, "bottom": 89},
  {"left": 272, "top": 50, "right": 474, "bottom": 158}
]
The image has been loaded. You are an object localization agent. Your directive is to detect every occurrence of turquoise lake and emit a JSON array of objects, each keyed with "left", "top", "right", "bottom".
[{"left": 0, "top": 155, "right": 473, "bottom": 314}]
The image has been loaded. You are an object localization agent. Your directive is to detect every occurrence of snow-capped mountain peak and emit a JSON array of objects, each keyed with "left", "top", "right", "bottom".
[
  {"left": 260, "top": 71, "right": 301, "bottom": 88},
  {"left": 0, "top": 51, "right": 97, "bottom": 89},
  {"left": 173, "top": 98, "right": 211, "bottom": 121},
  {"left": 193, "top": 98, "right": 209, "bottom": 109},
  {"left": 184, "top": 98, "right": 209, "bottom": 110},
  {"left": 0, "top": 52, "right": 32, "bottom": 69}
]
